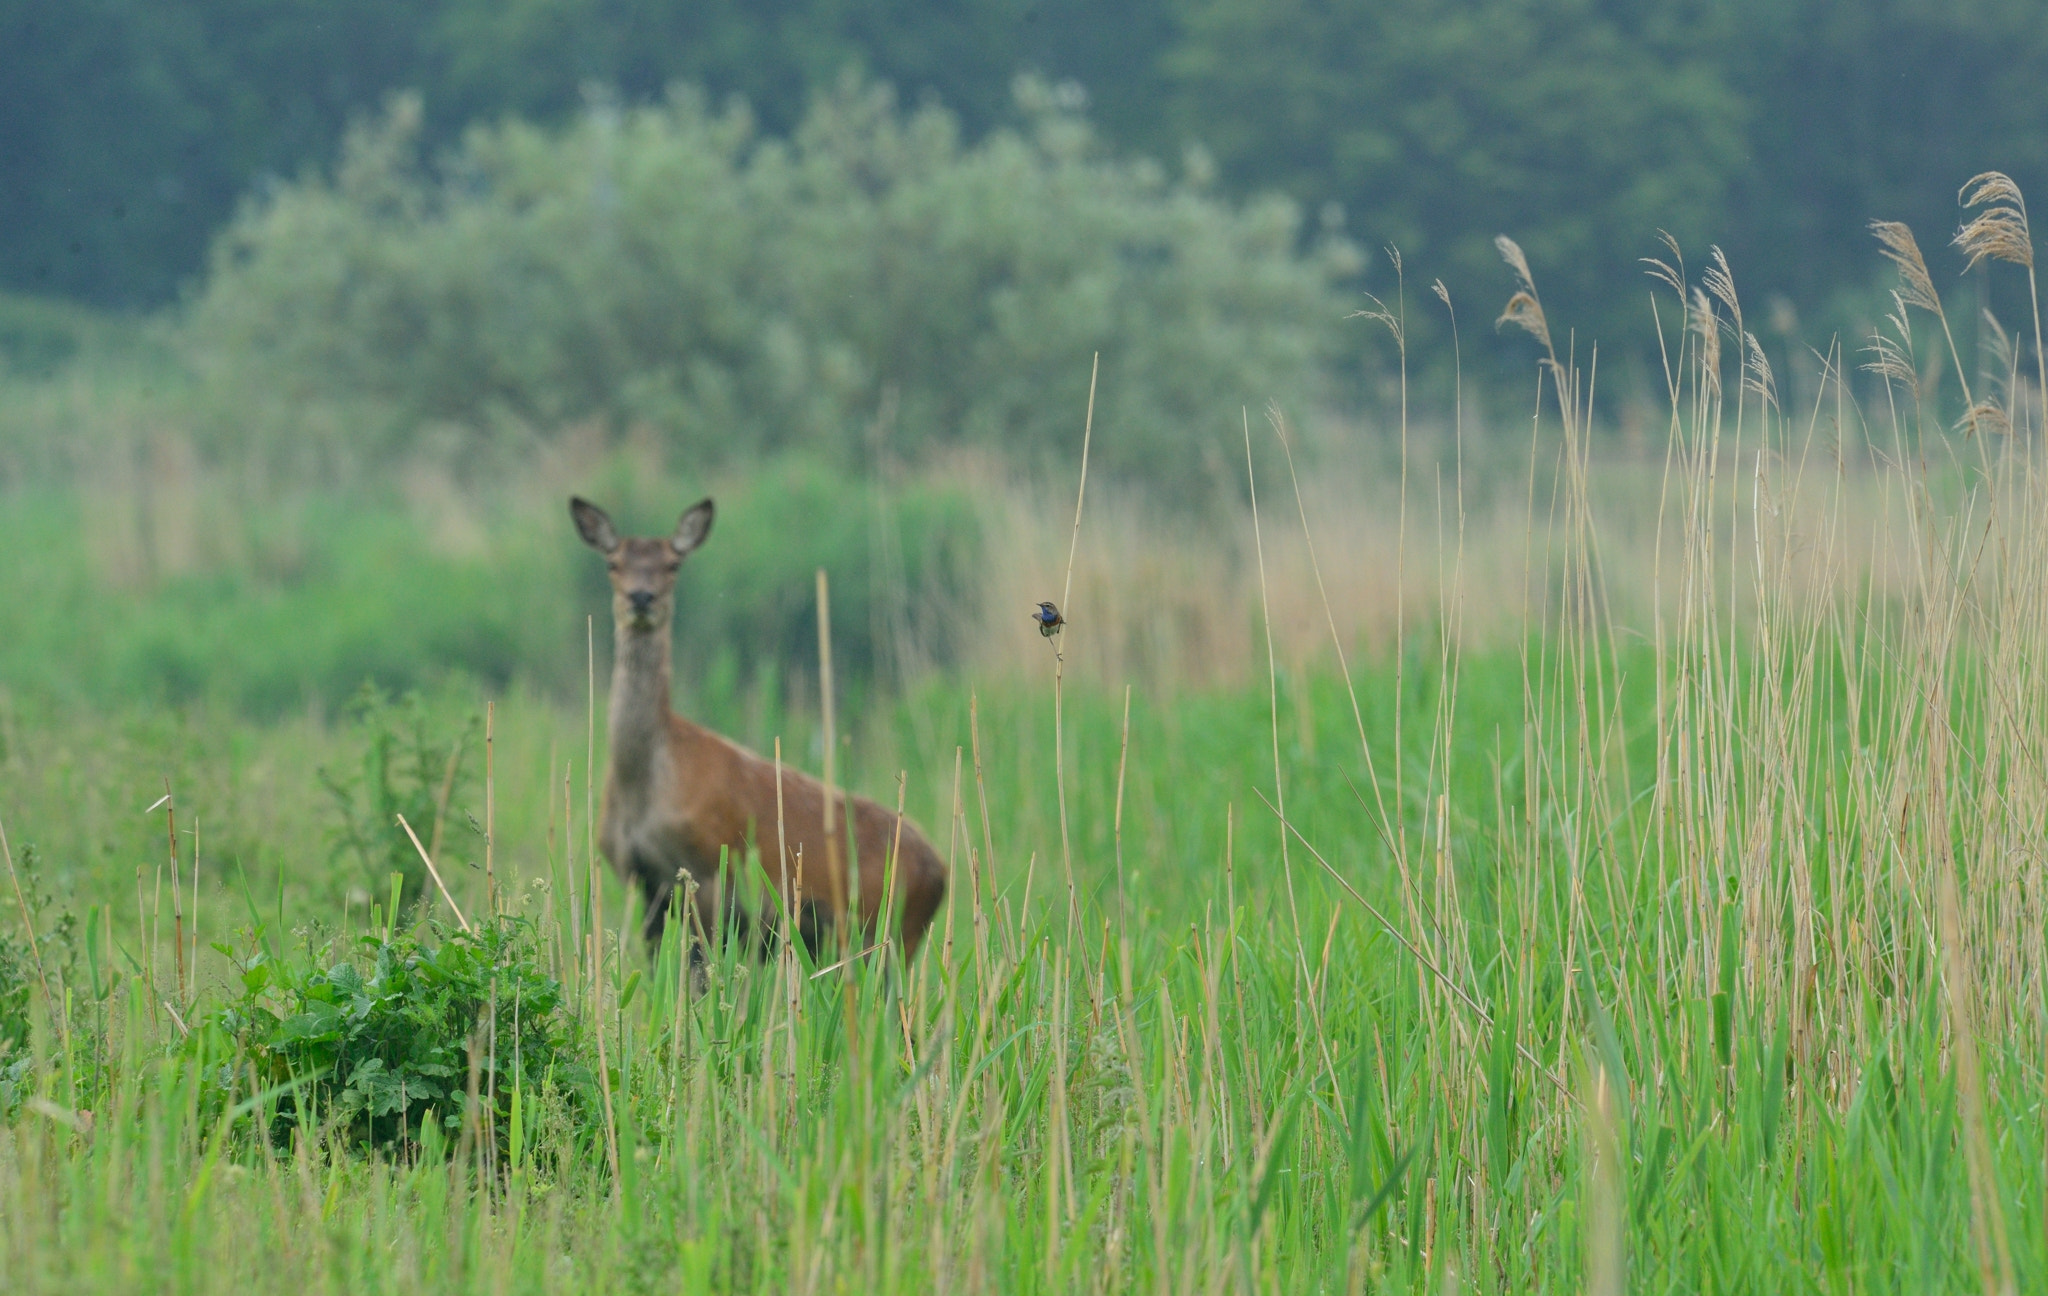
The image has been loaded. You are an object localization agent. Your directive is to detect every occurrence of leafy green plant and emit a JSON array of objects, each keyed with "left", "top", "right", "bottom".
[{"left": 196, "top": 914, "right": 589, "bottom": 1154}]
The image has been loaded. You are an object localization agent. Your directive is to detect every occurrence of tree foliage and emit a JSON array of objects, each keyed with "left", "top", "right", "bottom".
[
  {"left": 185, "top": 81, "right": 1354, "bottom": 488},
  {"left": 1157, "top": 0, "right": 1749, "bottom": 346},
  {"left": 7, "top": 0, "right": 2048, "bottom": 372}
]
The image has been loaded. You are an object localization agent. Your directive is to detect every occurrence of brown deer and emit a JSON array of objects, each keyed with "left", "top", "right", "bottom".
[{"left": 570, "top": 496, "right": 947, "bottom": 961}]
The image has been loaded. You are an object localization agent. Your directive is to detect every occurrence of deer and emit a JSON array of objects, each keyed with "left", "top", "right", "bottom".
[{"left": 570, "top": 495, "right": 948, "bottom": 963}]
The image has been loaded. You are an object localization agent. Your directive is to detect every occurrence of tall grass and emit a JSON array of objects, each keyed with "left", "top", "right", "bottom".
[{"left": 6, "top": 196, "right": 2048, "bottom": 1292}]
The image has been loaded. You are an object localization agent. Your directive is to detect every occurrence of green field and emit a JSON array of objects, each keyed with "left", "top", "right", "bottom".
[
  {"left": 7, "top": 437, "right": 2048, "bottom": 1294},
  {"left": 7, "top": 211, "right": 2048, "bottom": 1292},
  {"left": 12, "top": 9, "right": 2048, "bottom": 1285}
]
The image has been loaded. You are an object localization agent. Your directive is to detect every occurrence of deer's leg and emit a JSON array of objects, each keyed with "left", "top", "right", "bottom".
[
  {"left": 641, "top": 877, "right": 676, "bottom": 948},
  {"left": 756, "top": 896, "right": 822, "bottom": 959},
  {"left": 795, "top": 899, "right": 834, "bottom": 960},
  {"left": 629, "top": 853, "right": 681, "bottom": 949},
  {"left": 667, "top": 857, "right": 761, "bottom": 963},
  {"left": 715, "top": 879, "right": 756, "bottom": 957},
  {"left": 895, "top": 846, "right": 947, "bottom": 960}
]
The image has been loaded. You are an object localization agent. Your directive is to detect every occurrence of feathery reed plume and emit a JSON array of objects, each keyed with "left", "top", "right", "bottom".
[
  {"left": 1702, "top": 246, "right": 1743, "bottom": 341},
  {"left": 1495, "top": 233, "right": 1536, "bottom": 294},
  {"left": 1957, "top": 171, "right": 2045, "bottom": 431},
  {"left": 1643, "top": 231, "right": 1690, "bottom": 401},
  {"left": 1871, "top": 221, "right": 1943, "bottom": 311},
  {"left": 1348, "top": 246, "right": 1410, "bottom": 347},
  {"left": 1955, "top": 173, "right": 2033, "bottom": 271},
  {"left": 1884, "top": 292, "right": 1914, "bottom": 352},
  {"left": 1742, "top": 332, "right": 1779, "bottom": 413},
  {"left": 1641, "top": 229, "right": 1686, "bottom": 298},
  {"left": 1966, "top": 305, "right": 2015, "bottom": 438},
  {"left": 1348, "top": 292, "right": 1403, "bottom": 345},
  {"left": 1960, "top": 309, "right": 2018, "bottom": 437},
  {"left": 1689, "top": 288, "right": 1723, "bottom": 403},
  {"left": 1494, "top": 235, "right": 1555, "bottom": 367},
  {"left": 1982, "top": 307, "right": 2017, "bottom": 384},
  {"left": 1958, "top": 398, "right": 2013, "bottom": 439},
  {"left": 1871, "top": 219, "right": 1978, "bottom": 432},
  {"left": 1860, "top": 294, "right": 1921, "bottom": 405}
]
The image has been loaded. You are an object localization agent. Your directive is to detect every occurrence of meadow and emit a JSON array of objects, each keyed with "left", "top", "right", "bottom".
[{"left": 6, "top": 214, "right": 2048, "bottom": 1296}]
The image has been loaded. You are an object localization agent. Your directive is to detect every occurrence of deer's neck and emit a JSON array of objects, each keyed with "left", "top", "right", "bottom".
[{"left": 607, "top": 622, "right": 675, "bottom": 775}]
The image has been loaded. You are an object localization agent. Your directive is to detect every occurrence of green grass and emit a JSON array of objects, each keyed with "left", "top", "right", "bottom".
[
  {"left": 6, "top": 251, "right": 2048, "bottom": 1290},
  {"left": 2, "top": 607, "right": 2043, "bottom": 1290}
]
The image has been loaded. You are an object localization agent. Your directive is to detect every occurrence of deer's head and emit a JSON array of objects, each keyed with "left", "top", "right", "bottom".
[{"left": 571, "top": 496, "right": 716, "bottom": 634}]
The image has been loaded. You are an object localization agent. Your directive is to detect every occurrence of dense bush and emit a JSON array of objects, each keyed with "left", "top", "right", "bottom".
[
  {"left": 196, "top": 915, "right": 589, "bottom": 1153},
  {"left": 184, "top": 78, "right": 1358, "bottom": 494}
]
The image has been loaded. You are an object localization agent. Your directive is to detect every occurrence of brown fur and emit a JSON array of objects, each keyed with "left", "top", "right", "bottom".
[{"left": 571, "top": 495, "right": 946, "bottom": 960}]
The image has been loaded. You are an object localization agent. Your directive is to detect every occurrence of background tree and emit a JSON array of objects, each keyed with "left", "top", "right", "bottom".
[{"left": 7, "top": 0, "right": 2048, "bottom": 380}]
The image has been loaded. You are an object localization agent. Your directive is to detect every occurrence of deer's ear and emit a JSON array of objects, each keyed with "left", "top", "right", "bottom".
[
  {"left": 671, "top": 498, "right": 715, "bottom": 557},
  {"left": 570, "top": 497, "right": 619, "bottom": 553}
]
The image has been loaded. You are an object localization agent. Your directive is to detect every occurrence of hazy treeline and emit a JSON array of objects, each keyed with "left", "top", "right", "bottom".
[{"left": 8, "top": 0, "right": 2046, "bottom": 347}]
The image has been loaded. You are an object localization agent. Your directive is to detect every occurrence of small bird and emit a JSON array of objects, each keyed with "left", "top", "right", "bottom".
[{"left": 1033, "top": 600, "right": 1065, "bottom": 638}]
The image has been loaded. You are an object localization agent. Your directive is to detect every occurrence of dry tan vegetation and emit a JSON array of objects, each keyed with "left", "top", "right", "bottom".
[
  {"left": 59, "top": 399, "right": 1942, "bottom": 703},
  {"left": 950, "top": 426, "right": 1930, "bottom": 695}
]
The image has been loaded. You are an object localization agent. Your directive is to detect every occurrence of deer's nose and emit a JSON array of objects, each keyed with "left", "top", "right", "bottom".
[{"left": 628, "top": 590, "right": 655, "bottom": 614}]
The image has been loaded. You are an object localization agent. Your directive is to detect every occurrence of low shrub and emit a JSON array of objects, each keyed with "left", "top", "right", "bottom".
[{"left": 194, "top": 914, "right": 592, "bottom": 1156}]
